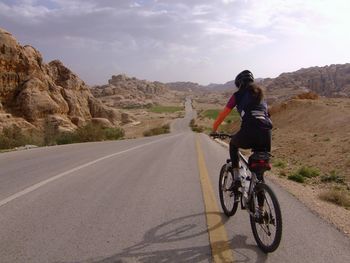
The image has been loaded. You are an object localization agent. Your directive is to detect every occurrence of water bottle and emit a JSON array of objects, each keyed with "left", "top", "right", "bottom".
[
  {"left": 239, "top": 165, "right": 246, "bottom": 184},
  {"left": 240, "top": 166, "right": 249, "bottom": 204}
]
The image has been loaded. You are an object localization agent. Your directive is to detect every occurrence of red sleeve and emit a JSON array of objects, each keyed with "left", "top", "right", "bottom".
[
  {"left": 212, "top": 107, "right": 232, "bottom": 131},
  {"left": 226, "top": 94, "right": 236, "bottom": 109}
]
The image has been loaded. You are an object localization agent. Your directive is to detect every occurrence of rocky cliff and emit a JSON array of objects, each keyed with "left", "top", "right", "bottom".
[
  {"left": 0, "top": 28, "right": 120, "bottom": 132},
  {"left": 91, "top": 74, "right": 171, "bottom": 108},
  {"left": 261, "top": 64, "right": 350, "bottom": 102}
]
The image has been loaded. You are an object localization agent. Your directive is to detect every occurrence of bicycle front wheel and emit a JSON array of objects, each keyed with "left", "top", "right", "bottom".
[
  {"left": 249, "top": 183, "right": 282, "bottom": 253},
  {"left": 219, "top": 164, "right": 239, "bottom": 217}
]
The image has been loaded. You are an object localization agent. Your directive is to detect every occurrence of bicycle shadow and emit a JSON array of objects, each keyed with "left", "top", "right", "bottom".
[{"left": 59, "top": 212, "right": 268, "bottom": 263}]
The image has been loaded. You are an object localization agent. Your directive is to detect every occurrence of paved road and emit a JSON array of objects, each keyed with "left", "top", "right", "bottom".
[{"left": 0, "top": 98, "right": 349, "bottom": 262}]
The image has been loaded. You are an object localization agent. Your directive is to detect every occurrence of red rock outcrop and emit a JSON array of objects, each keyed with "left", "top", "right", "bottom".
[{"left": 0, "top": 28, "right": 120, "bottom": 132}]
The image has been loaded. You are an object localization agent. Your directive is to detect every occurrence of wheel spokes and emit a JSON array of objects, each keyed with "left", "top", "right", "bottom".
[
  {"left": 222, "top": 172, "right": 234, "bottom": 209},
  {"left": 254, "top": 190, "right": 277, "bottom": 245}
]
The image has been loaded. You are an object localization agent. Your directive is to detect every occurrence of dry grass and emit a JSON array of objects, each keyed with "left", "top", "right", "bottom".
[
  {"left": 292, "top": 92, "right": 319, "bottom": 100},
  {"left": 319, "top": 188, "right": 350, "bottom": 208},
  {"left": 143, "top": 124, "right": 170, "bottom": 137}
]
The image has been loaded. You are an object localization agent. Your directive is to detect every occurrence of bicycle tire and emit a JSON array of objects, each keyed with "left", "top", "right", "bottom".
[
  {"left": 219, "top": 164, "right": 239, "bottom": 217},
  {"left": 249, "top": 183, "right": 282, "bottom": 253}
]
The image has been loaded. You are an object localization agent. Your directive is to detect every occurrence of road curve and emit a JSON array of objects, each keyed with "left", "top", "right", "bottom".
[{"left": 0, "top": 98, "right": 349, "bottom": 263}]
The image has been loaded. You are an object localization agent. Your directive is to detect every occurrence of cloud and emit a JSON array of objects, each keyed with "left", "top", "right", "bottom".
[{"left": 0, "top": 0, "right": 349, "bottom": 84}]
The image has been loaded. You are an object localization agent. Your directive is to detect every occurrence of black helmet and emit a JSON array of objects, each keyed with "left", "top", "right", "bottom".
[{"left": 235, "top": 70, "right": 254, "bottom": 88}]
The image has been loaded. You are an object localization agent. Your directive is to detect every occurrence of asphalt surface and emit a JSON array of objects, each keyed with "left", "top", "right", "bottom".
[{"left": 0, "top": 98, "right": 350, "bottom": 263}]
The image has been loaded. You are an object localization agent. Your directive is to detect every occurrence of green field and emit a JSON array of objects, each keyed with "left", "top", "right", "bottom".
[
  {"left": 149, "top": 105, "right": 184, "bottom": 113},
  {"left": 201, "top": 109, "right": 240, "bottom": 123}
]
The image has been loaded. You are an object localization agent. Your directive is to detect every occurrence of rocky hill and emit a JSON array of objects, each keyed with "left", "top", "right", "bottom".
[
  {"left": 205, "top": 80, "right": 236, "bottom": 91},
  {"left": 261, "top": 64, "right": 350, "bottom": 102},
  {"left": 91, "top": 74, "right": 173, "bottom": 108},
  {"left": 0, "top": 28, "right": 120, "bottom": 133},
  {"left": 167, "top": 80, "right": 235, "bottom": 92},
  {"left": 166, "top": 82, "right": 203, "bottom": 92}
]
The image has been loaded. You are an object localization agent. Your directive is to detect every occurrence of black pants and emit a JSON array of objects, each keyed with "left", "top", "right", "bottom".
[{"left": 229, "top": 127, "right": 271, "bottom": 168}]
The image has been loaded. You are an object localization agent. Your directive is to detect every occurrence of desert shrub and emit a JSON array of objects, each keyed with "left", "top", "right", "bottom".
[
  {"left": 55, "top": 126, "right": 125, "bottom": 145},
  {"left": 273, "top": 159, "right": 287, "bottom": 169},
  {"left": 279, "top": 170, "right": 288, "bottom": 177},
  {"left": 319, "top": 188, "right": 350, "bottom": 208},
  {"left": 0, "top": 125, "right": 30, "bottom": 149},
  {"left": 296, "top": 166, "right": 320, "bottom": 178},
  {"left": 149, "top": 105, "right": 184, "bottom": 113},
  {"left": 56, "top": 124, "right": 124, "bottom": 144},
  {"left": 192, "top": 126, "right": 204, "bottom": 133},
  {"left": 73, "top": 124, "right": 125, "bottom": 142},
  {"left": 288, "top": 174, "right": 305, "bottom": 183},
  {"left": 55, "top": 132, "right": 77, "bottom": 145},
  {"left": 288, "top": 166, "right": 320, "bottom": 183},
  {"left": 293, "top": 92, "right": 319, "bottom": 100},
  {"left": 27, "top": 130, "right": 45, "bottom": 146},
  {"left": 201, "top": 109, "right": 239, "bottom": 123},
  {"left": 201, "top": 109, "right": 220, "bottom": 119},
  {"left": 321, "top": 171, "right": 345, "bottom": 184},
  {"left": 189, "top": 119, "right": 204, "bottom": 133},
  {"left": 177, "top": 112, "right": 185, "bottom": 118},
  {"left": 103, "top": 127, "right": 125, "bottom": 140},
  {"left": 143, "top": 124, "right": 170, "bottom": 137},
  {"left": 122, "top": 104, "right": 146, "bottom": 109},
  {"left": 0, "top": 123, "right": 125, "bottom": 149},
  {"left": 43, "top": 118, "right": 58, "bottom": 146},
  {"left": 75, "top": 123, "right": 105, "bottom": 142}
]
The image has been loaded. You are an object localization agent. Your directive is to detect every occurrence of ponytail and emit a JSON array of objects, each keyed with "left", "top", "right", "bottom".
[{"left": 247, "top": 83, "right": 263, "bottom": 103}]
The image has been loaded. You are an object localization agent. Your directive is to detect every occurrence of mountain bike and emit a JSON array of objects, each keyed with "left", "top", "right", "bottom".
[{"left": 210, "top": 132, "right": 282, "bottom": 253}]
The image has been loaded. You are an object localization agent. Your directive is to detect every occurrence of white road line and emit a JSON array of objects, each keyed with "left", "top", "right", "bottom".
[{"left": 0, "top": 133, "right": 183, "bottom": 208}]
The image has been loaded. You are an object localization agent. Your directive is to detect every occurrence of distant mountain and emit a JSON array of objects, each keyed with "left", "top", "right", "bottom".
[
  {"left": 0, "top": 28, "right": 120, "bottom": 132},
  {"left": 168, "top": 64, "right": 350, "bottom": 101},
  {"left": 166, "top": 80, "right": 235, "bottom": 92},
  {"left": 205, "top": 80, "right": 236, "bottom": 91},
  {"left": 166, "top": 82, "right": 204, "bottom": 92},
  {"left": 91, "top": 74, "right": 172, "bottom": 108}
]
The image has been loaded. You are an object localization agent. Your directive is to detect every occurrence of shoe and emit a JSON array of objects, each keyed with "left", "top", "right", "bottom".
[
  {"left": 254, "top": 208, "right": 264, "bottom": 224},
  {"left": 230, "top": 168, "right": 242, "bottom": 189}
]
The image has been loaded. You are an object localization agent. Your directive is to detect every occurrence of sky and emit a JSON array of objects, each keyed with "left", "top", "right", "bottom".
[{"left": 0, "top": 0, "right": 350, "bottom": 85}]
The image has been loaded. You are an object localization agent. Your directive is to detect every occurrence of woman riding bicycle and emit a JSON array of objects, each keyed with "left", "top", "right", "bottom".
[{"left": 212, "top": 70, "right": 272, "bottom": 185}]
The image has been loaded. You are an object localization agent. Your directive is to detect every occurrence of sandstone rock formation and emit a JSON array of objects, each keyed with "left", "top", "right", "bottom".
[
  {"left": 261, "top": 64, "right": 350, "bottom": 102},
  {"left": 91, "top": 74, "right": 171, "bottom": 108},
  {"left": 0, "top": 28, "right": 120, "bottom": 132},
  {"left": 166, "top": 82, "right": 203, "bottom": 92}
]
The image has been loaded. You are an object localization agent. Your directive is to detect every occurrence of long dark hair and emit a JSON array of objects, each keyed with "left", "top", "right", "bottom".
[{"left": 242, "top": 82, "right": 264, "bottom": 103}]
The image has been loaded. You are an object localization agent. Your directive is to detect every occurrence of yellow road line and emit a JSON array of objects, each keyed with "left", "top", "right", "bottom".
[{"left": 195, "top": 135, "right": 234, "bottom": 263}]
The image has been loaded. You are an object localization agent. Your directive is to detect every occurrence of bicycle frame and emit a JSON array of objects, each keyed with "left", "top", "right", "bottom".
[
  {"left": 239, "top": 152, "right": 259, "bottom": 214},
  {"left": 212, "top": 133, "right": 267, "bottom": 213}
]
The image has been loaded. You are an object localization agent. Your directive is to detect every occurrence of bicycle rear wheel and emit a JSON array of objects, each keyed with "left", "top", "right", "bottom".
[
  {"left": 219, "top": 164, "right": 239, "bottom": 217},
  {"left": 249, "top": 183, "right": 282, "bottom": 253}
]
